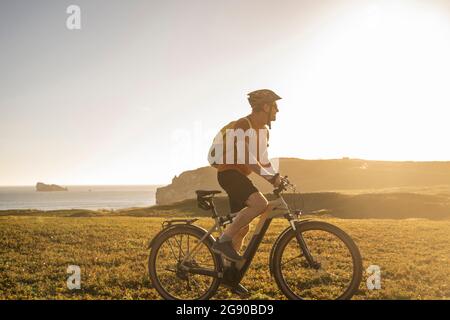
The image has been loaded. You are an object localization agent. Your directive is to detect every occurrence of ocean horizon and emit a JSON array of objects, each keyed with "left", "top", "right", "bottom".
[{"left": 0, "top": 185, "right": 163, "bottom": 211}]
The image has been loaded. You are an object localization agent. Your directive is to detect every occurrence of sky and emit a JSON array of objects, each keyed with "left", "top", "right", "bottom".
[{"left": 1, "top": 0, "right": 450, "bottom": 186}]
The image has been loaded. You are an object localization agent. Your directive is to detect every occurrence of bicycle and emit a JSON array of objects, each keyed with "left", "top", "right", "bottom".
[{"left": 147, "top": 176, "right": 363, "bottom": 300}]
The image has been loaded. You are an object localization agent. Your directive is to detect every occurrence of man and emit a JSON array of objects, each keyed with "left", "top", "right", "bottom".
[{"left": 212, "top": 89, "right": 282, "bottom": 263}]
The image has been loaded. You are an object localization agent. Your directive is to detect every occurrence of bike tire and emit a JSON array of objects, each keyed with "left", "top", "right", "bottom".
[
  {"left": 272, "top": 221, "right": 363, "bottom": 300},
  {"left": 148, "top": 224, "right": 222, "bottom": 300}
]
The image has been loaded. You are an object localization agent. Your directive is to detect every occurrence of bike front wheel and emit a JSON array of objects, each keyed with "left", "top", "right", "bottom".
[{"left": 272, "top": 221, "right": 363, "bottom": 300}]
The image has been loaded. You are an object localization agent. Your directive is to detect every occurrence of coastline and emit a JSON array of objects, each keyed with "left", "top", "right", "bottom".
[
  {"left": 0, "top": 185, "right": 162, "bottom": 211},
  {"left": 2, "top": 191, "right": 450, "bottom": 220}
]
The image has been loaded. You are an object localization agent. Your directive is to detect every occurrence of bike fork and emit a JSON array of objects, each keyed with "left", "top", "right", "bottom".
[{"left": 294, "top": 227, "right": 321, "bottom": 269}]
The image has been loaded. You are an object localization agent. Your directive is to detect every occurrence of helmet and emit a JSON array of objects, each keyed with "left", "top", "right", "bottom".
[{"left": 247, "top": 89, "right": 282, "bottom": 109}]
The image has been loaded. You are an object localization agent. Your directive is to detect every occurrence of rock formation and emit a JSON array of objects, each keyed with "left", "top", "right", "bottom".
[{"left": 36, "top": 182, "right": 68, "bottom": 192}]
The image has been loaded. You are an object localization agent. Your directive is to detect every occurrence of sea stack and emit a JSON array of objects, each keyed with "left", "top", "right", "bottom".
[{"left": 36, "top": 182, "right": 68, "bottom": 192}]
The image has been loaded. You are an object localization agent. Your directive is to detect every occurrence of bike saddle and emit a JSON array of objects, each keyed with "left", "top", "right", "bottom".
[{"left": 195, "top": 190, "right": 222, "bottom": 197}]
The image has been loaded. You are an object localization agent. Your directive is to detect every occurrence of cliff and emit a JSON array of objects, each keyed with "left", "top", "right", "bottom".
[{"left": 155, "top": 158, "right": 450, "bottom": 204}]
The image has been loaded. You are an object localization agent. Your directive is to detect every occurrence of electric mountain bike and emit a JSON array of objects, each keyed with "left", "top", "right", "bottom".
[{"left": 147, "top": 176, "right": 363, "bottom": 300}]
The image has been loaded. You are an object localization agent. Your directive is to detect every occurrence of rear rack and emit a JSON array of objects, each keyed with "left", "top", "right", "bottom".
[{"left": 162, "top": 218, "right": 198, "bottom": 229}]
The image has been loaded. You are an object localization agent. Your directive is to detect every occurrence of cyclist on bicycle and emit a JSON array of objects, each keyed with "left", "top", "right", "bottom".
[{"left": 212, "top": 89, "right": 282, "bottom": 263}]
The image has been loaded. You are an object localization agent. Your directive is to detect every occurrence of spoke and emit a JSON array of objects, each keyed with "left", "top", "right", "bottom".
[
  {"left": 190, "top": 276, "right": 202, "bottom": 289},
  {"left": 186, "top": 277, "right": 192, "bottom": 291},
  {"left": 164, "top": 268, "right": 177, "bottom": 273},
  {"left": 173, "top": 235, "right": 187, "bottom": 259},
  {"left": 166, "top": 238, "right": 179, "bottom": 262},
  {"left": 281, "top": 254, "right": 302, "bottom": 267},
  {"left": 317, "top": 268, "right": 341, "bottom": 280},
  {"left": 181, "top": 239, "right": 209, "bottom": 265},
  {"left": 178, "top": 234, "right": 184, "bottom": 261}
]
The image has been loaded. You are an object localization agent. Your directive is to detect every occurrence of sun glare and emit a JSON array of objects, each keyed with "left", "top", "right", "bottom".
[{"left": 277, "top": 1, "right": 450, "bottom": 161}]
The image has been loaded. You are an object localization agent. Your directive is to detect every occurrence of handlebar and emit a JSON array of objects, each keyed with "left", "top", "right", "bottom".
[
  {"left": 271, "top": 175, "right": 304, "bottom": 213},
  {"left": 273, "top": 175, "right": 294, "bottom": 196}
]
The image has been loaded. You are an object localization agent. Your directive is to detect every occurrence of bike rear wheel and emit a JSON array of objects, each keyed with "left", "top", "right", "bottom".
[
  {"left": 148, "top": 225, "right": 222, "bottom": 300},
  {"left": 272, "top": 221, "right": 362, "bottom": 300}
]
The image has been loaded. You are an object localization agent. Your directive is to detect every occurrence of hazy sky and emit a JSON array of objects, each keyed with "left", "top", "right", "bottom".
[{"left": 1, "top": 0, "right": 450, "bottom": 186}]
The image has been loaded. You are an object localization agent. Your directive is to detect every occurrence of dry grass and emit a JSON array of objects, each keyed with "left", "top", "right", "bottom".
[{"left": 0, "top": 216, "right": 449, "bottom": 300}]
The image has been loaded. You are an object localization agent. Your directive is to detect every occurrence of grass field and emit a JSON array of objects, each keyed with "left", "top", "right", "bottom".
[{"left": 0, "top": 216, "right": 449, "bottom": 300}]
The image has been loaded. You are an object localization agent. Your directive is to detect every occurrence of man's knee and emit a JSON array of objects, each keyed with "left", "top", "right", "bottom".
[{"left": 246, "top": 192, "right": 269, "bottom": 213}]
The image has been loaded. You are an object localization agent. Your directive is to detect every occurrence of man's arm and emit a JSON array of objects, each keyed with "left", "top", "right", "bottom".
[
  {"left": 234, "top": 119, "right": 277, "bottom": 184},
  {"left": 246, "top": 141, "right": 277, "bottom": 183}
]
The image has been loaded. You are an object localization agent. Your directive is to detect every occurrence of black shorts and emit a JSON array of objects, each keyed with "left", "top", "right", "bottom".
[{"left": 217, "top": 169, "right": 259, "bottom": 213}]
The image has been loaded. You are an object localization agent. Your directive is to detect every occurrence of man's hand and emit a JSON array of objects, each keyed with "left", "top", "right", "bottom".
[
  {"left": 268, "top": 173, "right": 281, "bottom": 187},
  {"left": 273, "top": 174, "right": 282, "bottom": 187}
]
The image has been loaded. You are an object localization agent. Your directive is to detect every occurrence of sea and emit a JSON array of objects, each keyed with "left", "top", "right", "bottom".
[{"left": 0, "top": 185, "right": 161, "bottom": 211}]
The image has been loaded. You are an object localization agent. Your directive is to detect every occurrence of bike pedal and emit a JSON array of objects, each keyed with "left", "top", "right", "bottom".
[{"left": 222, "top": 283, "right": 251, "bottom": 298}]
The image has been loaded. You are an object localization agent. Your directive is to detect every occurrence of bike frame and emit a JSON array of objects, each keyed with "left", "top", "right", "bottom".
[
  {"left": 230, "top": 194, "right": 294, "bottom": 282},
  {"left": 179, "top": 193, "right": 311, "bottom": 283}
]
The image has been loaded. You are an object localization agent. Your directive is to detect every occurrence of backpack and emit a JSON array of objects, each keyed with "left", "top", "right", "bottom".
[{"left": 208, "top": 117, "right": 252, "bottom": 168}]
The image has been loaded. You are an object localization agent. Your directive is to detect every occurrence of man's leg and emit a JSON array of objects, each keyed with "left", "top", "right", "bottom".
[
  {"left": 223, "top": 192, "right": 268, "bottom": 240},
  {"left": 232, "top": 225, "right": 250, "bottom": 252},
  {"left": 213, "top": 192, "right": 268, "bottom": 261}
]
